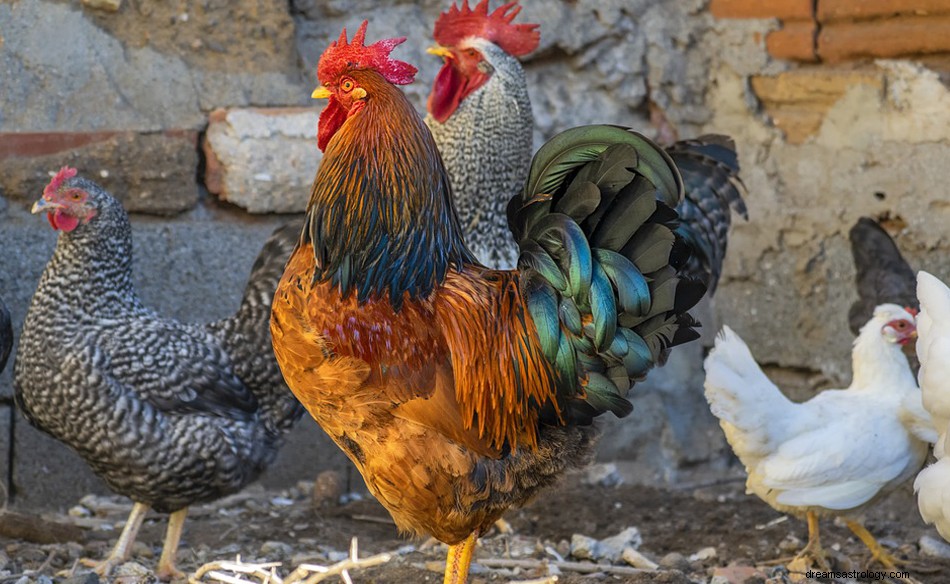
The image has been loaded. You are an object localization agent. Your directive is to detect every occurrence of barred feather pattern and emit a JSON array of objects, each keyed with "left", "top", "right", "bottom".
[
  {"left": 848, "top": 217, "right": 917, "bottom": 336},
  {"left": 426, "top": 41, "right": 532, "bottom": 270},
  {"left": 666, "top": 135, "right": 748, "bottom": 295},
  {"left": 14, "top": 178, "right": 303, "bottom": 513}
]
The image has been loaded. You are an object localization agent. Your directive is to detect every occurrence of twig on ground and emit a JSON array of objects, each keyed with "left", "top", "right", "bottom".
[
  {"left": 348, "top": 514, "right": 396, "bottom": 526},
  {"left": 477, "top": 557, "right": 655, "bottom": 576},
  {"left": 189, "top": 538, "right": 393, "bottom": 584}
]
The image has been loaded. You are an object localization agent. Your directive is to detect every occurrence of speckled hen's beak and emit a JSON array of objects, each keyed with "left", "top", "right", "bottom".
[
  {"left": 311, "top": 87, "right": 332, "bottom": 99},
  {"left": 426, "top": 45, "right": 453, "bottom": 59},
  {"left": 31, "top": 198, "right": 63, "bottom": 214}
]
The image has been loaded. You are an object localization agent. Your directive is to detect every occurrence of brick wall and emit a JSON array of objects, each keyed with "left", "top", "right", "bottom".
[{"left": 711, "top": 0, "right": 950, "bottom": 62}]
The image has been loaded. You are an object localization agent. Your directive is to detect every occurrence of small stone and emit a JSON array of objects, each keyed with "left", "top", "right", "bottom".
[
  {"left": 919, "top": 534, "right": 950, "bottom": 559},
  {"left": 621, "top": 546, "right": 658, "bottom": 570},
  {"left": 582, "top": 462, "right": 623, "bottom": 487},
  {"left": 81, "top": 0, "right": 122, "bottom": 12},
  {"left": 689, "top": 546, "right": 717, "bottom": 561},
  {"left": 570, "top": 527, "right": 642, "bottom": 563},
  {"left": 312, "top": 470, "right": 345, "bottom": 508},
  {"left": 131, "top": 540, "right": 154, "bottom": 559},
  {"left": 61, "top": 573, "right": 100, "bottom": 584},
  {"left": 260, "top": 541, "right": 294, "bottom": 558},
  {"left": 658, "top": 552, "right": 690, "bottom": 571},
  {"left": 777, "top": 534, "right": 802, "bottom": 553},
  {"left": 711, "top": 565, "right": 768, "bottom": 584},
  {"left": 111, "top": 561, "right": 155, "bottom": 584}
]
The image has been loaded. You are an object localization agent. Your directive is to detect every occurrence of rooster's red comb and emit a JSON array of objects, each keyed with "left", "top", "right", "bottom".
[
  {"left": 317, "top": 21, "right": 417, "bottom": 86},
  {"left": 44, "top": 166, "right": 78, "bottom": 198},
  {"left": 433, "top": 0, "right": 539, "bottom": 57}
]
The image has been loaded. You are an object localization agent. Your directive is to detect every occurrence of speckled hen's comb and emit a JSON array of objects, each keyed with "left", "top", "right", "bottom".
[
  {"left": 44, "top": 166, "right": 78, "bottom": 198},
  {"left": 317, "top": 20, "right": 417, "bottom": 86},
  {"left": 433, "top": 0, "right": 539, "bottom": 57}
]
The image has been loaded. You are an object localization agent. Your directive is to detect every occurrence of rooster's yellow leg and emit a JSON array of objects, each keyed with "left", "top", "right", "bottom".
[
  {"left": 80, "top": 501, "right": 149, "bottom": 577},
  {"left": 443, "top": 531, "right": 478, "bottom": 584},
  {"left": 155, "top": 507, "right": 188, "bottom": 581},
  {"left": 792, "top": 511, "right": 830, "bottom": 570},
  {"left": 846, "top": 520, "right": 903, "bottom": 569}
]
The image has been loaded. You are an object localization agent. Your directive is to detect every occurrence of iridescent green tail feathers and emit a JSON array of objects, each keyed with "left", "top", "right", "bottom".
[{"left": 508, "top": 125, "right": 705, "bottom": 425}]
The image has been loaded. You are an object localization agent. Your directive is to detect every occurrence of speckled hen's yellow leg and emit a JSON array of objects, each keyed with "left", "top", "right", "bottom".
[
  {"left": 791, "top": 511, "right": 831, "bottom": 571},
  {"left": 155, "top": 508, "right": 188, "bottom": 581},
  {"left": 443, "top": 531, "right": 478, "bottom": 584},
  {"left": 846, "top": 520, "right": 904, "bottom": 569},
  {"left": 80, "top": 501, "right": 149, "bottom": 577}
]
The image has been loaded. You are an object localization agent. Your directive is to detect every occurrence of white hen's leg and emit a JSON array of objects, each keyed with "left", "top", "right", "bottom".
[
  {"left": 80, "top": 501, "right": 149, "bottom": 577},
  {"left": 792, "top": 511, "right": 830, "bottom": 570},
  {"left": 155, "top": 507, "right": 188, "bottom": 581},
  {"left": 846, "top": 520, "right": 903, "bottom": 569}
]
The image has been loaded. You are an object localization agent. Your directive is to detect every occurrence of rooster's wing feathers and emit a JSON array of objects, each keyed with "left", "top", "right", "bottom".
[
  {"left": 848, "top": 218, "right": 917, "bottom": 336},
  {"left": 507, "top": 125, "right": 702, "bottom": 426},
  {"left": 101, "top": 319, "right": 258, "bottom": 420},
  {"left": 666, "top": 135, "right": 747, "bottom": 295}
]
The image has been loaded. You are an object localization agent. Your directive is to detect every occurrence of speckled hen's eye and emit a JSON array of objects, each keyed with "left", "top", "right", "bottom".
[
  {"left": 341, "top": 79, "right": 355, "bottom": 92},
  {"left": 70, "top": 192, "right": 82, "bottom": 201}
]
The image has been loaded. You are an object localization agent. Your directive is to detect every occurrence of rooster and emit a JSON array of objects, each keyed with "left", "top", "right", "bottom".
[
  {"left": 703, "top": 306, "right": 927, "bottom": 571},
  {"left": 913, "top": 271, "right": 950, "bottom": 542},
  {"left": 848, "top": 217, "right": 917, "bottom": 336},
  {"left": 0, "top": 297, "right": 11, "bottom": 373},
  {"left": 424, "top": 0, "right": 747, "bottom": 292},
  {"left": 15, "top": 168, "right": 304, "bottom": 581},
  {"left": 271, "top": 21, "right": 705, "bottom": 584}
]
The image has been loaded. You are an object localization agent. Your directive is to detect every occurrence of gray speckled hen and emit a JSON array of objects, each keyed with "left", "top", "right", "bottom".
[
  {"left": 425, "top": 0, "right": 747, "bottom": 290},
  {"left": 14, "top": 167, "right": 304, "bottom": 581}
]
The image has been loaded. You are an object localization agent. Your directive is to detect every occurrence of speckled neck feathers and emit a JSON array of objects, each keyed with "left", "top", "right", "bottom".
[
  {"left": 426, "top": 44, "right": 533, "bottom": 270},
  {"left": 306, "top": 70, "right": 475, "bottom": 307}
]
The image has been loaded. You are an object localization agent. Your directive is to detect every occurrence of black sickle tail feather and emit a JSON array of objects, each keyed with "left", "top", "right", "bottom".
[
  {"left": 848, "top": 217, "right": 917, "bottom": 336},
  {"left": 509, "top": 125, "right": 705, "bottom": 426},
  {"left": 666, "top": 135, "right": 748, "bottom": 295}
]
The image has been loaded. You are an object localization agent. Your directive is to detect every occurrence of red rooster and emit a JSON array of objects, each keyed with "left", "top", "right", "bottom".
[{"left": 272, "top": 22, "right": 703, "bottom": 584}]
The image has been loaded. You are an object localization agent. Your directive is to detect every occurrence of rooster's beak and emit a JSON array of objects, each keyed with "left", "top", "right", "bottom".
[
  {"left": 311, "top": 87, "right": 332, "bottom": 99},
  {"left": 426, "top": 45, "right": 454, "bottom": 60},
  {"left": 31, "top": 198, "right": 63, "bottom": 214}
]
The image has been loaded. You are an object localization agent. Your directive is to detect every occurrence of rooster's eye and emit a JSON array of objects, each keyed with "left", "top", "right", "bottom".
[
  {"left": 464, "top": 48, "right": 479, "bottom": 59},
  {"left": 71, "top": 192, "right": 82, "bottom": 201},
  {"left": 341, "top": 79, "right": 355, "bottom": 92}
]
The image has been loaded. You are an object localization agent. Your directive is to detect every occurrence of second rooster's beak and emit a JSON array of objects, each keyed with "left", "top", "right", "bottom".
[
  {"left": 311, "top": 87, "right": 332, "bottom": 99},
  {"left": 427, "top": 45, "right": 454, "bottom": 60},
  {"left": 31, "top": 198, "right": 64, "bottom": 214}
]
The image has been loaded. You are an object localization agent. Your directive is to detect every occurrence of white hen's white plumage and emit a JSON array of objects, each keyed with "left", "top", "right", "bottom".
[
  {"left": 913, "top": 271, "right": 950, "bottom": 541},
  {"left": 705, "top": 305, "right": 927, "bottom": 518}
]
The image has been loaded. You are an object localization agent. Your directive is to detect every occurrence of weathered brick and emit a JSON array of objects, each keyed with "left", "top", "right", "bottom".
[
  {"left": 766, "top": 20, "right": 818, "bottom": 62},
  {"left": 203, "top": 107, "right": 321, "bottom": 214},
  {"left": 818, "top": 0, "right": 950, "bottom": 22},
  {"left": 818, "top": 15, "right": 950, "bottom": 62},
  {"left": 710, "top": 0, "right": 813, "bottom": 20},
  {"left": 0, "top": 131, "right": 199, "bottom": 215},
  {"left": 751, "top": 69, "right": 885, "bottom": 143}
]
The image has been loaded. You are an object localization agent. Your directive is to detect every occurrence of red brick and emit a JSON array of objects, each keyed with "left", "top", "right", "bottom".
[
  {"left": 819, "top": 14, "right": 950, "bottom": 62},
  {"left": 711, "top": 0, "right": 813, "bottom": 20},
  {"left": 766, "top": 20, "right": 819, "bottom": 61},
  {"left": 818, "top": 0, "right": 950, "bottom": 22}
]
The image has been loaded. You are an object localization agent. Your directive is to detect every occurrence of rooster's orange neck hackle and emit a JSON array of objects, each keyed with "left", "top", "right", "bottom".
[{"left": 306, "top": 21, "right": 475, "bottom": 309}]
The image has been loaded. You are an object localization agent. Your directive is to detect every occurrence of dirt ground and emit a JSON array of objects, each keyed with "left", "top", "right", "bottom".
[{"left": 2, "top": 467, "right": 949, "bottom": 584}]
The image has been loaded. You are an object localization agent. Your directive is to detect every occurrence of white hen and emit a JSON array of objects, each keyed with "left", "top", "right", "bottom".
[
  {"left": 704, "top": 304, "right": 927, "bottom": 569},
  {"left": 914, "top": 271, "right": 950, "bottom": 542}
]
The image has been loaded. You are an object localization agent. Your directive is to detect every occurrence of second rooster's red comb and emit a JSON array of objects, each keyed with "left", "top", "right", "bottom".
[
  {"left": 44, "top": 166, "right": 78, "bottom": 198},
  {"left": 434, "top": 0, "right": 539, "bottom": 57},
  {"left": 317, "top": 20, "right": 417, "bottom": 86}
]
